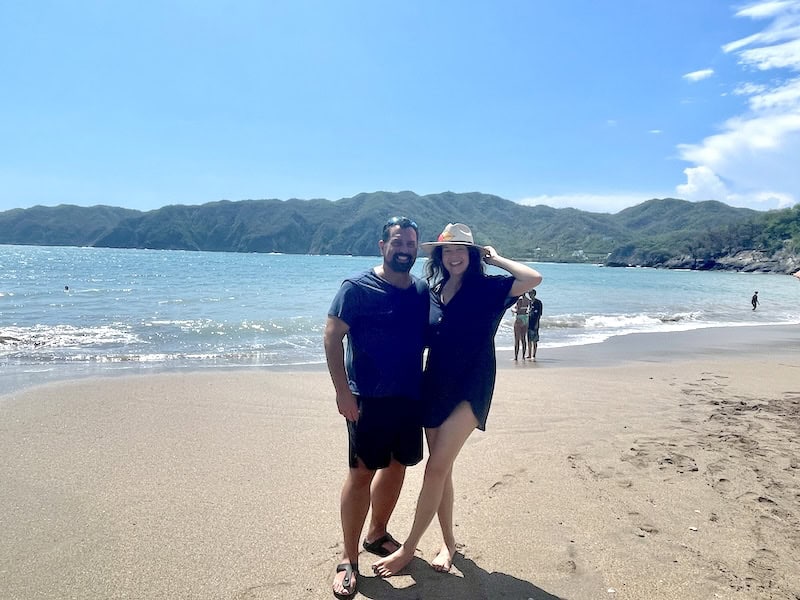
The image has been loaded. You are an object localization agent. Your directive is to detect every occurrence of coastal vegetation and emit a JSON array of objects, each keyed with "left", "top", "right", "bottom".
[{"left": 1, "top": 191, "right": 798, "bottom": 273}]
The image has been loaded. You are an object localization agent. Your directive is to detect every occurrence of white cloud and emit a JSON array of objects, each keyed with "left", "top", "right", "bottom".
[
  {"left": 723, "top": 1, "right": 800, "bottom": 52},
  {"left": 738, "top": 38, "right": 800, "bottom": 69},
  {"left": 676, "top": 166, "right": 795, "bottom": 209},
  {"left": 738, "top": 0, "right": 797, "bottom": 19},
  {"left": 723, "top": 33, "right": 763, "bottom": 53},
  {"left": 683, "top": 68, "right": 715, "bottom": 82},
  {"left": 748, "top": 77, "right": 800, "bottom": 109},
  {"left": 649, "top": 129, "right": 663, "bottom": 134},
  {"left": 676, "top": 0, "right": 800, "bottom": 210},
  {"left": 676, "top": 166, "right": 729, "bottom": 200},
  {"left": 517, "top": 193, "right": 667, "bottom": 214},
  {"left": 733, "top": 82, "right": 768, "bottom": 95}
]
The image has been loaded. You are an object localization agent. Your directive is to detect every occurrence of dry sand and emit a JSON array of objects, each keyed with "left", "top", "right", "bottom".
[{"left": 1, "top": 326, "right": 799, "bottom": 599}]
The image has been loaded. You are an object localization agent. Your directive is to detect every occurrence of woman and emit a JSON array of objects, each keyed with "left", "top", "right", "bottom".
[
  {"left": 373, "top": 223, "right": 542, "bottom": 577},
  {"left": 512, "top": 293, "right": 531, "bottom": 360}
]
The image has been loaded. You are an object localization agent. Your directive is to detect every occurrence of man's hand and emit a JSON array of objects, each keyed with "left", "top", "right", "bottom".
[{"left": 336, "top": 390, "right": 360, "bottom": 422}]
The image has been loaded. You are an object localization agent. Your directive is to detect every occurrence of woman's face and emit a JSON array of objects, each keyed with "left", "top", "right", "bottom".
[{"left": 441, "top": 244, "right": 470, "bottom": 277}]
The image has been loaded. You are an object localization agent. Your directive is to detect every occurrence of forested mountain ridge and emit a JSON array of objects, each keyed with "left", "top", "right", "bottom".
[{"left": 1, "top": 191, "right": 799, "bottom": 273}]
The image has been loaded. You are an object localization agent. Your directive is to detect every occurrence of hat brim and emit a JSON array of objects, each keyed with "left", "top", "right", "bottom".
[{"left": 419, "top": 241, "right": 486, "bottom": 255}]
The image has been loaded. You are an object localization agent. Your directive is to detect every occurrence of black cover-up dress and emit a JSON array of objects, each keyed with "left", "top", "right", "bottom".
[{"left": 421, "top": 274, "right": 517, "bottom": 431}]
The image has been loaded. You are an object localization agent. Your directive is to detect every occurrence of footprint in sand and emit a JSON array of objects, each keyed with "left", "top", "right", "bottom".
[
  {"left": 746, "top": 547, "right": 778, "bottom": 582},
  {"left": 557, "top": 559, "right": 578, "bottom": 573},
  {"left": 657, "top": 451, "right": 699, "bottom": 474},
  {"left": 488, "top": 471, "right": 521, "bottom": 497},
  {"left": 713, "top": 477, "right": 734, "bottom": 493},
  {"left": 634, "top": 524, "right": 659, "bottom": 538},
  {"left": 567, "top": 453, "right": 619, "bottom": 481},
  {"left": 620, "top": 446, "right": 651, "bottom": 469}
]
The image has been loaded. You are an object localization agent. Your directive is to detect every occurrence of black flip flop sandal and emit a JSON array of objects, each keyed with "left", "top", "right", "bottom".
[
  {"left": 362, "top": 532, "right": 401, "bottom": 557},
  {"left": 333, "top": 562, "right": 359, "bottom": 598}
]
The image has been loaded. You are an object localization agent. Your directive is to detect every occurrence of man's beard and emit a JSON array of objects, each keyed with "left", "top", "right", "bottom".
[{"left": 388, "top": 254, "right": 415, "bottom": 273}]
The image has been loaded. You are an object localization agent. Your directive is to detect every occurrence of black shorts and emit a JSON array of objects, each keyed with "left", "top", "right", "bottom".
[{"left": 347, "top": 395, "right": 423, "bottom": 470}]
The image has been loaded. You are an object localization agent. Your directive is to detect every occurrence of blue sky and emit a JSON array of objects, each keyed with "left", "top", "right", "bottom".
[{"left": 1, "top": 1, "right": 799, "bottom": 214}]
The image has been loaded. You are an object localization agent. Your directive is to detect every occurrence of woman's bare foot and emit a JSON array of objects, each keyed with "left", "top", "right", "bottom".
[
  {"left": 431, "top": 543, "right": 456, "bottom": 572},
  {"left": 372, "top": 544, "right": 414, "bottom": 577}
]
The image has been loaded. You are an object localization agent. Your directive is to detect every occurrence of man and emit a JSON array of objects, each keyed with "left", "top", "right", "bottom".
[
  {"left": 751, "top": 291, "right": 759, "bottom": 310},
  {"left": 324, "top": 216, "right": 429, "bottom": 598},
  {"left": 526, "top": 289, "right": 543, "bottom": 360}
]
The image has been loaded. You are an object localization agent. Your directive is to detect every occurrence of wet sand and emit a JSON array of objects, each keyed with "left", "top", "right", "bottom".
[{"left": 1, "top": 325, "right": 799, "bottom": 599}]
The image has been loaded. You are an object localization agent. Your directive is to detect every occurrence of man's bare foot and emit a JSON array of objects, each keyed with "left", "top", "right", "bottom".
[
  {"left": 431, "top": 543, "right": 456, "bottom": 572},
  {"left": 372, "top": 545, "right": 414, "bottom": 577}
]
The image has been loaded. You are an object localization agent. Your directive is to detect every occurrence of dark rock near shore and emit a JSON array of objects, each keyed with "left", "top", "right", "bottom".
[{"left": 658, "top": 249, "right": 800, "bottom": 274}]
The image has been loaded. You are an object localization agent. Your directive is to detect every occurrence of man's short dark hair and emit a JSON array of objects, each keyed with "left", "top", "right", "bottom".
[{"left": 382, "top": 216, "right": 419, "bottom": 242}]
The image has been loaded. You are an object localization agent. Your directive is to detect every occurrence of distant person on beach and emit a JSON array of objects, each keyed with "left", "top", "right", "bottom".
[
  {"left": 373, "top": 222, "right": 542, "bottom": 577},
  {"left": 752, "top": 291, "right": 759, "bottom": 310},
  {"left": 511, "top": 293, "right": 531, "bottom": 360},
  {"left": 324, "top": 216, "right": 429, "bottom": 598},
  {"left": 526, "top": 290, "right": 543, "bottom": 360}
]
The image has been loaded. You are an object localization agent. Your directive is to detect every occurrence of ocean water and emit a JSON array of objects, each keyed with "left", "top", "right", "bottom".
[{"left": 2, "top": 244, "right": 799, "bottom": 392}]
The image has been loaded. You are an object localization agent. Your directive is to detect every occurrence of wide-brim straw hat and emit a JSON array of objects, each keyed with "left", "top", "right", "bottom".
[{"left": 420, "top": 223, "right": 485, "bottom": 254}]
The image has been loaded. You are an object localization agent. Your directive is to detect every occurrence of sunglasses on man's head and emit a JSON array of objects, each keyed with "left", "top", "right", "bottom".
[{"left": 384, "top": 216, "right": 418, "bottom": 232}]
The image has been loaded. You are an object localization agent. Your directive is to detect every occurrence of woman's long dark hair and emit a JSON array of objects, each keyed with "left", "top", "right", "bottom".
[{"left": 424, "top": 245, "right": 486, "bottom": 293}]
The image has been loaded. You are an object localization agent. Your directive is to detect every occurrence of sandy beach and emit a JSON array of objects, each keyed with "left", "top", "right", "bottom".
[{"left": 1, "top": 326, "right": 799, "bottom": 599}]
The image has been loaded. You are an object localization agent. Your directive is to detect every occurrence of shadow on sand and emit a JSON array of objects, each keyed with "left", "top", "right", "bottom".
[{"left": 357, "top": 553, "right": 564, "bottom": 600}]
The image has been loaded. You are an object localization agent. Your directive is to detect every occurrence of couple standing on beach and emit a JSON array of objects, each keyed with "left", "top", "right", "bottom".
[
  {"left": 512, "top": 289, "right": 543, "bottom": 361},
  {"left": 324, "top": 217, "right": 542, "bottom": 597}
]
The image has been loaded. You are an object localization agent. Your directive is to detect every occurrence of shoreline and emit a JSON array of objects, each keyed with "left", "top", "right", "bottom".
[
  {"left": 497, "top": 321, "right": 800, "bottom": 368},
  {"left": 2, "top": 323, "right": 799, "bottom": 399},
  {"left": 1, "top": 325, "right": 799, "bottom": 598}
]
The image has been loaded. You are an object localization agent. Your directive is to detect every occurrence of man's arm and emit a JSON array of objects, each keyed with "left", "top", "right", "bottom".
[{"left": 323, "top": 315, "right": 359, "bottom": 422}]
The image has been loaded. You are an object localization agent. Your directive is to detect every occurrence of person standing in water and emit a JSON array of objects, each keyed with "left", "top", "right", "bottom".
[{"left": 526, "top": 289, "right": 543, "bottom": 360}]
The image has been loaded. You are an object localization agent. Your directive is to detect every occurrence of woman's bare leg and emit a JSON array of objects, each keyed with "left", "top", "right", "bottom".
[
  {"left": 372, "top": 402, "right": 477, "bottom": 577},
  {"left": 425, "top": 427, "right": 457, "bottom": 572},
  {"left": 432, "top": 468, "right": 456, "bottom": 571},
  {"left": 513, "top": 322, "right": 527, "bottom": 360}
]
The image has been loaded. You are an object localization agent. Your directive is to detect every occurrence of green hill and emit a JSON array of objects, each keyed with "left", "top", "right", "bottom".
[{"left": 1, "top": 192, "right": 798, "bottom": 273}]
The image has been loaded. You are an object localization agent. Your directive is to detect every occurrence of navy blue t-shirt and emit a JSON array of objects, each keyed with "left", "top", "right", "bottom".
[{"left": 328, "top": 270, "right": 429, "bottom": 399}]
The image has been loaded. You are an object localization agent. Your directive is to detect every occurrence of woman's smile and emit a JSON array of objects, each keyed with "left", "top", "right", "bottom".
[{"left": 442, "top": 245, "right": 469, "bottom": 274}]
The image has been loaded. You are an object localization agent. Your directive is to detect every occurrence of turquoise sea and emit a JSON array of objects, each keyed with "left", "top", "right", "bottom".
[{"left": 2, "top": 244, "right": 799, "bottom": 392}]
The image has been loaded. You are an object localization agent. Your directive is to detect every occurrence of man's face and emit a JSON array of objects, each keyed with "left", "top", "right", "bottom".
[{"left": 380, "top": 226, "right": 418, "bottom": 273}]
